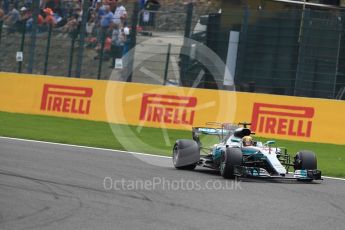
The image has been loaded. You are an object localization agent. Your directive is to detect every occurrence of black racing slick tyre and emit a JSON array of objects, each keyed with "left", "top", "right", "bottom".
[
  {"left": 172, "top": 139, "right": 199, "bottom": 170},
  {"left": 294, "top": 150, "right": 317, "bottom": 170},
  {"left": 220, "top": 147, "right": 243, "bottom": 179}
]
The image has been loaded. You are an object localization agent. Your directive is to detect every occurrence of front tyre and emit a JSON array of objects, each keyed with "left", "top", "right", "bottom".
[
  {"left": 220, "top": 148, "right": 243, "bottom": 179},
  {"left": 294, "top": 150, "right": 317, "bottom": 182},
  {"left": 294, "top": 150, "right": 317, "bottom": 170}
]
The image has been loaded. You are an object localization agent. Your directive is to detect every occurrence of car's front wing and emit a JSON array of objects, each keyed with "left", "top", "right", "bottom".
[{"left": 234, "top": 166, "right": 322, "bottom": 180}]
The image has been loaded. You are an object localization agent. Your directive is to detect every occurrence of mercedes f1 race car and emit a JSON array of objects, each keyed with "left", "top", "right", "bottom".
[{"left": 172, "top": 122, "right": 322, "bottom": 181}]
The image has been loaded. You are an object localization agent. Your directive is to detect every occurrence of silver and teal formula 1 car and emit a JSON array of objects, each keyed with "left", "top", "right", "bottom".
[{"left": 172, "top": 122, "right": 322, "bottom": 181}]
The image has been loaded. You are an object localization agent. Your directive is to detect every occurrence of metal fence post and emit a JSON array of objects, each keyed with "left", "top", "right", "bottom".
[
  {"left": 27, "top": 0, "right": 40, "bottom": 73},
  {"left": 163, "top": 43, "right": 171, "bottom": 85},
  {"left": 97, "top": 28, "right": 106, "bottom": 80},
  {"left": 0, "top": 20, "right": 3, "bottom": 47},
  {"left": 235, "top": 7, "right": 249, "bottom": 88},
  {"left": 294, "top": 9, "right": 309, "bottom": 96},
  {"left": 43, "top": 24, "right": 52, "bottom": 75},
  {"left": 75, "top": 0, "right": 90, "bottom": 78},
  {"left": 127, "top": 1, "right": 139, "bottom": 82},
  {"left": 68, "top": 30, "right": 77, "bottom": 77},
  {"left": 333, "top": 29, "right": 342, "bottom": 99},
  {"left": 205, "top": 13, "right": 221, "bottom": 89},
  {"left": 17, "top": 22, "right": 26, "bottom": 73},
  {"left": 180, "top": 2, "right": 193, "bottom": 86}
]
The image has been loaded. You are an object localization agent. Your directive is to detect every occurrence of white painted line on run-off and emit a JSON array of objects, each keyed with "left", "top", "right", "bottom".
[{"left": 0, "top": 136, "right": 171, "bottom": 159}]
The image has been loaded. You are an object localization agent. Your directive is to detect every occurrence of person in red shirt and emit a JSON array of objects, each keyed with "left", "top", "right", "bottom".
[
  {"left": 0, "top": 8, "right": 5, "bottom": 21},
  {"left": 37, "top": 13, "right": 44, "bottom": 26},
  {"left": 43, "top": 8, "right": 56, "bottom": 27}
]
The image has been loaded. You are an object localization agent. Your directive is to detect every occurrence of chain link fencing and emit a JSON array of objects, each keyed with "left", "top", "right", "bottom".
[{"left": 0, "top": 1, "right": 344, "bottom": 100}]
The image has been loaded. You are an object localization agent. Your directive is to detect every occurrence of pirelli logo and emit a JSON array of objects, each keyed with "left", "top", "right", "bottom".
[
  {"left": 139, "top": 94, "right": 197, "bottom": 125},
  {"left": 251, "top": 103, "right": 315, "bottom": 137},
  {"left": 40, "top": 84, "right": 93, "bottom": 114}
]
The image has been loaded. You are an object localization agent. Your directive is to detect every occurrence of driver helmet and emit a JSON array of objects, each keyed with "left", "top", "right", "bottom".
[{"left": 242, "top": 136, "right": 253, "bottom": 147}]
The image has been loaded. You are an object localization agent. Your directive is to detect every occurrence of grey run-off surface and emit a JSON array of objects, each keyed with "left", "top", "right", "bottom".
[{"left": 1, "top": 137, "right": 345, "bottom": 230}]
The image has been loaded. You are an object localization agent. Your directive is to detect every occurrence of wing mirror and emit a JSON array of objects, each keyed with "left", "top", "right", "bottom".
[{"left": 265, "top": 140, "right": 276, "bottom": 146}]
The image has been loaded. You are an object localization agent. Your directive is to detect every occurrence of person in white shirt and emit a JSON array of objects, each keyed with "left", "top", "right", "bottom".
[{"left": 109, "top": 0, "right": 127, "bottom": 25}]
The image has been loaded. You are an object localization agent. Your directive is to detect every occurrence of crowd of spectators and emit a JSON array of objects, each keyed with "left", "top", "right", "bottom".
[
  {"left": 1, "top": 1, "right": 68, "bottom": 33},
  {"left": 0, "top": 0, "right": 163, "bottom": 67},
  {"left": 0, "top": 0, "right": 130, "bottom": 67},
  {"left": 91, "top": 0, "right": 129, "bottom": 66}
]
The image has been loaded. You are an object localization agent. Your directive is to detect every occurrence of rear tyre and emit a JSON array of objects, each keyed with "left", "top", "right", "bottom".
[
  {"left": 220, "top": 148, "right": 243, "bottom": 179},
  {"left": 172, "top": 140, "right": 199, "bottom": 170}
]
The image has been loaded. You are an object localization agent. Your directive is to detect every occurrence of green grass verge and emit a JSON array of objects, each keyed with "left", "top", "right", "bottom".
[{"left": 0, "top": 111, "right": 344, "bottom": 178}]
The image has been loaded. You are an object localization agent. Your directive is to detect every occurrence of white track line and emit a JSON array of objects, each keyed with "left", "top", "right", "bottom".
[
  {"left": 322, "top": 176, "right": 345, "bottom": 181},
  {"left": 1, "top": 136, "right": 344, "bottom": 181},
  {"left": 0, "top": 136, "right": 171, "bottom": 159}
]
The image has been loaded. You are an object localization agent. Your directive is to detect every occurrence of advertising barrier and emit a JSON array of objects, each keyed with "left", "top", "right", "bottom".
[{"left": 0, "top": 72, "right": 344, "bottom": 145}]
